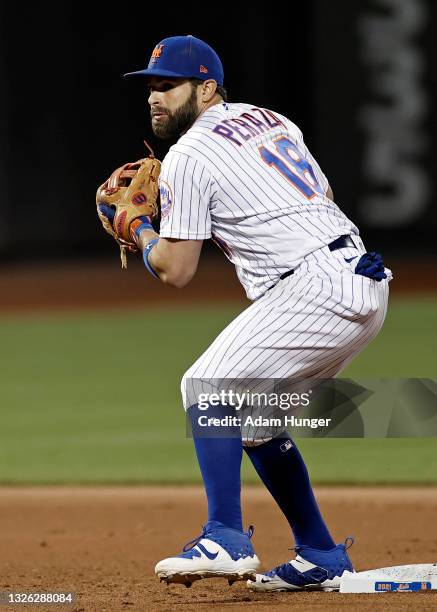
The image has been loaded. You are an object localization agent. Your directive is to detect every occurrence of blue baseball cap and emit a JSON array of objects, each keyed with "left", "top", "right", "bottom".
[{"left": 124, "top": 35, "right": 224, "bottom": 85}]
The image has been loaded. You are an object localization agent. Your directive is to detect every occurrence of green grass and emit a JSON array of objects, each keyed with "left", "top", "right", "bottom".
[{"left": 0, "top": 297, "right": 436, "bottom": 484}]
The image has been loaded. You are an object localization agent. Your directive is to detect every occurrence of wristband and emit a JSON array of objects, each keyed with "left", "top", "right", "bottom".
[
  {"left": 142, "top": 238, "right": 159, "bottom": 278},
  {"left": 130, "top": 216, "right": 154, "bottom": 241}
]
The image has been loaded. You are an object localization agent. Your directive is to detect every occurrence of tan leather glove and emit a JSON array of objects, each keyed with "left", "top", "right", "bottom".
[{"left": 96, "top": 155, "right": 161, "bottom": 267}]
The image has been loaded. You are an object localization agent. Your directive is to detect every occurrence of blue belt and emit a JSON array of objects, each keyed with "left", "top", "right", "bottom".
[{"left": 279, "top": 235, "right": 355, "bottom": 281}]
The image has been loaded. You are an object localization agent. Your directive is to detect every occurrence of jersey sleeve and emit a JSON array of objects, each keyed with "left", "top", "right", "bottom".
[{"left": 158, "top": 152, "right": 213, "bottom": 240}]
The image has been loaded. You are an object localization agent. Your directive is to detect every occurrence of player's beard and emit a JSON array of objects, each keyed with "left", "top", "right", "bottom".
[{"left": 151, "top": 87, "right": 199, "bottom": 140}]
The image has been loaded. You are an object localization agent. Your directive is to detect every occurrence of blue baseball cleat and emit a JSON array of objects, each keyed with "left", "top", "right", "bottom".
[
  {"left": 247, "top": 537, "right": 354, "bottom": 592},
  {"left": 155, "top": 520, "right": 260, "bottom": 586}
]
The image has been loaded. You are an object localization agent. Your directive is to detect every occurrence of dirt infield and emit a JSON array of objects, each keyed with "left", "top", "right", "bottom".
[
  {"left": 1, "top": 257, "right": 436, "bottom": 313},
  {"left": 1, "top": 487, "right": 436, "bottom": 611},
  {"left": 0, "top": 258, "right": 245, "bottom": 313}
]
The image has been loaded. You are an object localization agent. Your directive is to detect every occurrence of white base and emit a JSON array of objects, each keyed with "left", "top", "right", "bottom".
[{"left": 340, "top": 564, "right": 437, "bottom": 593}]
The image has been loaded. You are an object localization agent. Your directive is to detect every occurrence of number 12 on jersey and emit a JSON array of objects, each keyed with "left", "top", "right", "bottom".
[{"left": 259, "top": 136, "right": 323, "bottom": 199}]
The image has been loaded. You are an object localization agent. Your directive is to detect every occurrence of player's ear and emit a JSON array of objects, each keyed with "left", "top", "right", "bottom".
[{"left": 201, "top": 80, "right": 218, "bottom": 103}]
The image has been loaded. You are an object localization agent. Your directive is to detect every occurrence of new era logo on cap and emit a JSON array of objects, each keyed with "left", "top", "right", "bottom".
[{"left": 124, "top": 35, "right": 224, "bottom": 85}]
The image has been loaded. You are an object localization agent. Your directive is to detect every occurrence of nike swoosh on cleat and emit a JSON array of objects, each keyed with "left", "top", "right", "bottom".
[{"left": 196, "top": 543, "right": 219, "bottom": 560}]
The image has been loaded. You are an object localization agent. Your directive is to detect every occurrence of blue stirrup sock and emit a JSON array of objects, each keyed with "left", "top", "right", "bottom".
[
  {"left": 188, "top": 404, "right": 243, "bottom": 532},
  {"left": 244, "top": 433, "right": 335, "bottom": 550}
]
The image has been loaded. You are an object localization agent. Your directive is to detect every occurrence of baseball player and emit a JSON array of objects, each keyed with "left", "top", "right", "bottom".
[{"left": 98, "top": 35, "right": 391, "bottom": 591}]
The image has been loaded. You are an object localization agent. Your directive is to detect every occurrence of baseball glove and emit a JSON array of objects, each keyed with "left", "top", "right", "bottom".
[{"left": 96, "top": 153, "right": 161, "bottom": 268}]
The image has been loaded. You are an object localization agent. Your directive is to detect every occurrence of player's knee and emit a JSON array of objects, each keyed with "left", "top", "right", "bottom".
[
  {"left": 242, "top": 428, "right": 291, "bottom": 448},
  {"left": 180, "top": 371, "right": 191, "bottom": 411},
  {"left": 180, "top": 367, "right": 204, "bottom": 411},
  {"left": 242, "top": 437, "right": 274, "bottom": 448}
]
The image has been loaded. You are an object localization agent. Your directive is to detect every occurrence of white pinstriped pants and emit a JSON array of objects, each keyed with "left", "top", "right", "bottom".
[{"left": 182, "top": 240, "right": 390, "bottom": 443}]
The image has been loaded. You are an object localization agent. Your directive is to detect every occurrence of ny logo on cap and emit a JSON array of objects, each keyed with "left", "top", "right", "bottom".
[{"left": 151, "top": 44, "right": 164, "bottom": 62}]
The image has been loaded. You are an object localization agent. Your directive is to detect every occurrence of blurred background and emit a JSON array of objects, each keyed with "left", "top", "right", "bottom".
[{"left": 0, "top": 0, "right": 436, "bottom": 485}]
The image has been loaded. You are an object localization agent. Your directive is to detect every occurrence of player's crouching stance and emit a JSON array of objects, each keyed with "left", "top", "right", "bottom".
[{"left": 97, "top": 35, "right": 391, "bottom": 591}]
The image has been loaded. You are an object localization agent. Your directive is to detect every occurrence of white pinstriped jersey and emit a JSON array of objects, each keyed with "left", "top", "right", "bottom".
[{"left": 158, "top": 102, "right": 359, "bottom": 300}]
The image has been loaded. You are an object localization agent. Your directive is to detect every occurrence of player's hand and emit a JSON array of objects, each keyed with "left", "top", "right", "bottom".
[
  {"left": 96, "top": 155, "right": 161, "bottom": 268},
  {"left": 98, "top": 204, "right": 115, "bottom": 226},
  {"left": 98, "top": 204, "right": 154, "bottom": 249},
  {"left": 355, "top": 252, "right": 387, "bottom": 281},
  {"left": 98, "top": 204, "right": 153, "bottom": 233}
]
